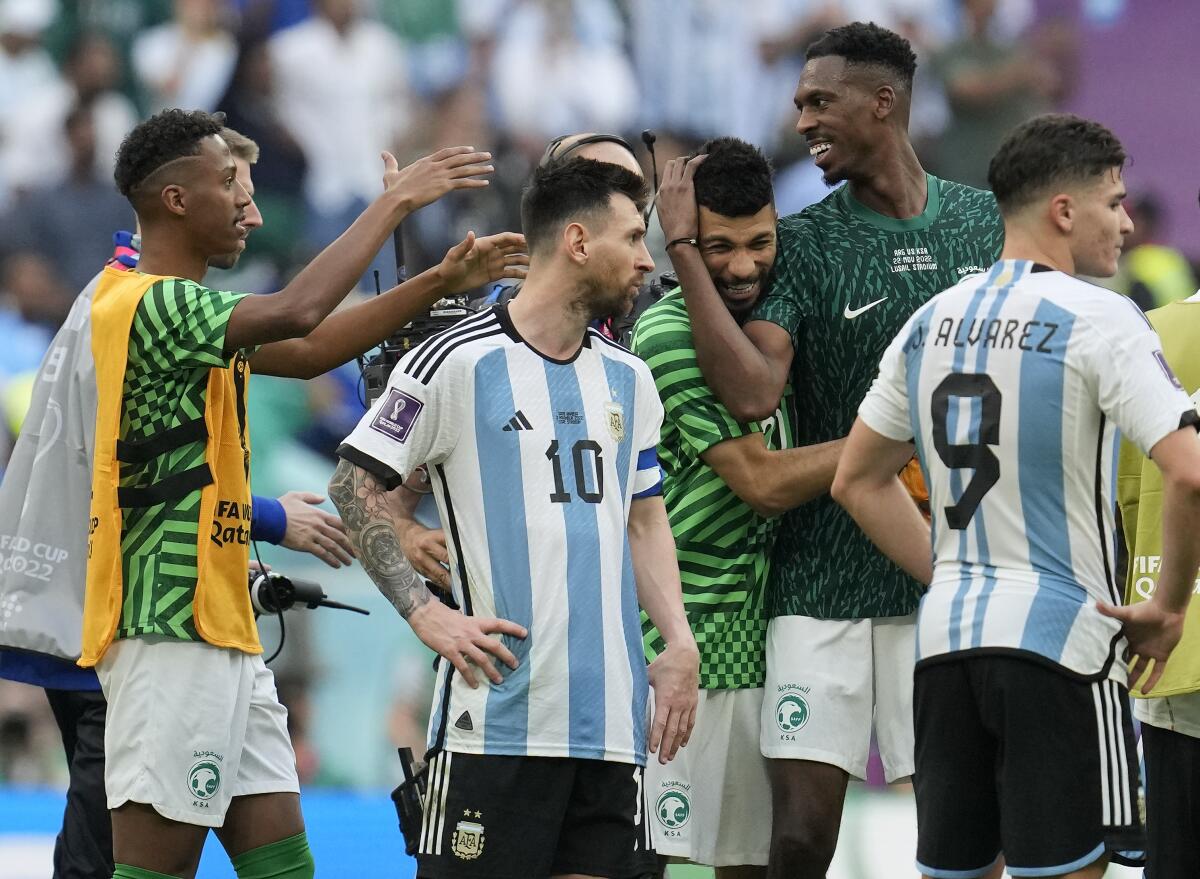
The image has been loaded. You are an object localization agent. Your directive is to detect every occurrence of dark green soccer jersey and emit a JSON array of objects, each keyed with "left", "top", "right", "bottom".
[
  {"left": 755, "top": 174, "right": 1004, "bottom": 619},
  {"left": 633, "top": 289, "right": 797, "bottom": 688},
  {"left": 117, "top": 277, "right": 248, "bottom": 641}
]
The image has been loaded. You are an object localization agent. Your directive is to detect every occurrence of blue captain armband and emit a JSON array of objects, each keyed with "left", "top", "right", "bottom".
[
  {"left": 632, "top": 447, "right": 663, "bottom": 499},
  {"left": 250, "top": 494, "right": 288, "bottom": 544}
]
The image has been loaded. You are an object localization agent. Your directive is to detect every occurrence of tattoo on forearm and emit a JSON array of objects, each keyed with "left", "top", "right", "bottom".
[{"left": 329, "top": 459, "right": 432, "bottom": 618}]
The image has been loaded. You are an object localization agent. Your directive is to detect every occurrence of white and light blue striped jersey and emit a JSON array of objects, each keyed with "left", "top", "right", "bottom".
[
  {"left": 339, "top": 304, "right": 664, "bottom": 764},
  {"left": 859, "top": 259, "right": 1198, "bottom": 685}
]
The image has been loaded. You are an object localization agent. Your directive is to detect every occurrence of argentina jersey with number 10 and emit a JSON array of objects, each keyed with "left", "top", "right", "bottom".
[
  {"left": 339, "top": 304, "right": 665, "bottom": 764},
  {"left": 858, "top": 259, "right": 1198, "bottom": 684}
]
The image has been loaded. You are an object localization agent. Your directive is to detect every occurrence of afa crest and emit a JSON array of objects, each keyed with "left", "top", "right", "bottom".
[
  {"left": 604, "top": 401, "right": 625, "bottom": 442},
  {"left": 451, "top": 819, "right": 485, "bottom": 860}
]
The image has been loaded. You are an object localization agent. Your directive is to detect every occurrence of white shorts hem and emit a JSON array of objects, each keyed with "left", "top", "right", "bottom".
[
  {"left": 760, "top": 746, "right": 866, "bottom": 780},
  {"left": 106, "top": 795, "right": 227, "bottom": 829},
  {"left": 228, "top": 779, "right": 301, "bottom": 798}
]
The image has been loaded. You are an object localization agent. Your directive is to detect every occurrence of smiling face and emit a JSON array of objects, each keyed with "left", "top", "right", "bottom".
[
  {"left": 794, "top": 55, "right": 888, "bottom": 186},
  {"left": 697, "top": 204, "right": 777, "bottom": 318},
  {"left": 1065, "top": 166, "right": 1133, "bottom": 278}
]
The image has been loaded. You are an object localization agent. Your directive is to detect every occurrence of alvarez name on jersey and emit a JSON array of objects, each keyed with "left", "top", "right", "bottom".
[
  {"left": 859, "top": 260, "right": 1199, "bottom": 685},
  {"left": 338, "top": 303, "right": 664, "bottom": 764}
]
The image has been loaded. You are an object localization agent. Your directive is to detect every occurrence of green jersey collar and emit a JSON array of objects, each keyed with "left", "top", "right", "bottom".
[{"left": 844, "top": 173, "right": 942, "bottom": 232}]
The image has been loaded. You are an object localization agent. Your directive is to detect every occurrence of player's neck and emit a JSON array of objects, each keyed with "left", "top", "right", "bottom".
[
  {"left": 507, "top": 277, "right": 591, "bottom": 361},
  {"left": 847, "top": 140, "right": 927, "bottom": 219},
  {"left": 135, "top": 228, "right": 209, "bottom": 282},
  {"left": 999, "top": 224, "right": 1075, "bottom": 275}
]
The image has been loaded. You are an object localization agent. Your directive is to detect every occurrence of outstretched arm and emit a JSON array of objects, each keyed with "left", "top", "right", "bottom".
[
  {"left": 250, "top": 232, "right": 528, "bottom": 379},
  {"left": 655, "top": 156, "right": 794, "bottom": 421},
  {"left": 328, "top": 458, "right": 526, "bottom": 687},
  {"left": 703, "top": 434, "right": 845, "bottom": 518},
  {"left": 226, "top": 147, "right": 494, "bottom": 353}
]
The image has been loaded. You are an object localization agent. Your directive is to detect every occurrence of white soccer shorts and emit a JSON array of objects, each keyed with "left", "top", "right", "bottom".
[
  {"left": 646, "top": 686, "right": 771, "bottom": 866},
  {"left": 761, "top": 614, "right": 916, "bottom": 781},
  {"left": 97, "top": 636, "right": 299, "bottom": 827}
]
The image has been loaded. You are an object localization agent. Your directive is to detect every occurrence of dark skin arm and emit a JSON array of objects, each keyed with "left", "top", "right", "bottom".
[
  {"left": 657, "top": 155, "right": 793, "bottom": 421},
  {"left": 224, "top": 147, "right": 493, "bottom": 353},
  {"left": 703, "top": 433, "right": 845, "bottom": 517},
  {"left": 249, "top": 231, "right": 527, "bottom": 379}
]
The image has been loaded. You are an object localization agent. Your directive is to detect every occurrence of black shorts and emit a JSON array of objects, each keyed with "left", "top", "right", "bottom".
[
  {"left": 913, "top": 654, "right": 1143, "bottom": 878},
  {"left": 1142, "top": 720, "right": 1200, "bottom": 878},
  {"left": 416, "top": 751, "right": 656, "bottom": 879}
]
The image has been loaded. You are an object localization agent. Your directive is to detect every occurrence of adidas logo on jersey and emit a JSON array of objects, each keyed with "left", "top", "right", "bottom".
[
  {"left": 501, "top": 411, "right": 533, "bottom": 432},
  {"left": 454, "top": 711, "right": 474, "bottom": 731}
]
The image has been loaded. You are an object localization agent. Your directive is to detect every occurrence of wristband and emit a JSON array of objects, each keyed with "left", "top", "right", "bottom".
[
  {"left": 666, "top": 236, "right": 699, "bottom": 251},
  {"left": 250, "top": 495, "right": 288, "bottom": 544}
]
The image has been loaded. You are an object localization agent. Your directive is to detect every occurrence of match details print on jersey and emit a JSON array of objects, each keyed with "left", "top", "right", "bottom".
[{"left": 754, "top": 175, "right": 1004, "bottom": 620}]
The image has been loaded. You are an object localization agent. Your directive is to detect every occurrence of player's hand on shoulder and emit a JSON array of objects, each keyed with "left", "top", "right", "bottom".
[
  {"left": 656, "top": 154, "right": 706, "bottom": 242},
  {"left": 278, "top": 491, "right": 356, "bottom": 568},
  {"left": 383, "top": 147, "right": 494, "bottom": 213},
  {"left": 436, "top": 230, "right": 529, "bottom": 295},
  {"left": 407, "top": 599, "right": 528, "bottom": 689},
  {"left": 647, "top": 638, "right": 700, "bottom": 764},
  {"left": 1098, "top": 599, "right": 1186, "bottom": 694}
]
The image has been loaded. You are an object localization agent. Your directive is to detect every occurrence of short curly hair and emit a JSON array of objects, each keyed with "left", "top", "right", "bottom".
[
  {"left": 988, "top": 114, "right": 1127, "bottom": 213},
  {"left": 113, "top": 109, "right": 225, "bottom": 198},
  {"left": 692, "top": 137, "right": 774, "bottom": 219},
  {"left": 806, "top": 22, "right": 917, "bottom": 90}
]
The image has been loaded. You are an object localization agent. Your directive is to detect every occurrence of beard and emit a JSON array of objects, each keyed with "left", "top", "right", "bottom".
[{"left": 579, "top": 274, "right": 636, "bottom": 323}]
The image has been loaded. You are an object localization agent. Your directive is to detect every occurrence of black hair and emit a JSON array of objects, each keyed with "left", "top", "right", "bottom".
[
  {"left": 806, "top": 21, "right": 917, "bottom": 90},
  {"left": 520, "top": 157, "right": 649, "bottom": 254},
  {"left": 988, "top": 113, "right": 1127, "bottom": 213},
  {"left": 692, "top": 137, "right": 774, "bottom": 218},
  {"left": 113, "top": 108, "right": 225, "bottom": 198}
]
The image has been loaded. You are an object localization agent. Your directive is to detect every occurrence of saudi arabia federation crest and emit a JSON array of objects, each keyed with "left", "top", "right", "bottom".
[
  {"left": 776, "top": 691, "right": 810, "bottom": 733},
  {"left": 656, "top": 789, "right": 691, "bottom": 829},
  {"left": 452, "top": 820, "right": 485, "bottom": 860},
  {"left": 187, "top": 760, "right": 221, "bottom": 801}
]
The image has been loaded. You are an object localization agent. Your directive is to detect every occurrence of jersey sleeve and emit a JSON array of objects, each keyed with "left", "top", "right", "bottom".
[
  {"left": 857, "top": 317, "right": 916, "bottom": 442},
  {"left": 631, "top": 360, "right": 665, "bottom": 500},
  {"left": 632, "top": 310, "right": 759, "bottom": 459},
  {"left": 130, "top": 278, "right": 248, "bottom": 371},
  {"left": 1090, "top": 308, "right": 1199, "bottom": 455},
  {"left": 751, "top": 221, "right": 810, "bottom": 347},
  {"left": 336, "top": 348, "right": 463, "bottom": 489}
]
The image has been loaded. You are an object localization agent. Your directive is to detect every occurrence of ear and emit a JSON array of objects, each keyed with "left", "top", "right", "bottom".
[
  {"left": 874, "top": 84, "right": 896, "bottom": 120},
  {"left": 160, "top": 184, "right": 187, "bottom": 218},
  {"left": 1048, "top": 192, "right": 1074, "bottom": 235},
  {"left": 563, "top": 221, "right": 589, "bottom": 265}
]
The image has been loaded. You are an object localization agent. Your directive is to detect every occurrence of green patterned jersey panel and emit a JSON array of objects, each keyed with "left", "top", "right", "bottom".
[
  {"left": 634, "top": 290, "right": 797, "bottom": 687},
  {"left": 754, "top": 177, "right": 1004, "bottom": 619},
  {"left": 117, "top": 277, "right": 247, "bottom": 641}
]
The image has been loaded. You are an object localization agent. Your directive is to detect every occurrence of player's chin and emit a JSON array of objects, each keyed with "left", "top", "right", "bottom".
[{"left": 208, "top": 251, "right": 241, "bottom": 271}]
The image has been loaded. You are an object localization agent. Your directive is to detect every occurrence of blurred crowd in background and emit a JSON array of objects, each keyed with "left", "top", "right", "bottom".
[{"left": 1, "top": 0, "right": 1197, "bottom": 791}]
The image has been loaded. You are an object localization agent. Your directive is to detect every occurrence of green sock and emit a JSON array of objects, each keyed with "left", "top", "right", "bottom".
[
  {"left": 112, "top": 866, "right": 179, "bottom": 879},
  {"left": 232, "top": 831, "right": 315, "bottom": 879}
]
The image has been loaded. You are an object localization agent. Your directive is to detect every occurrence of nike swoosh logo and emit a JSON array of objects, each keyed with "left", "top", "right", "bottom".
[{"left": 843, "top": 297, "right": 888, "bottom": 319}]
